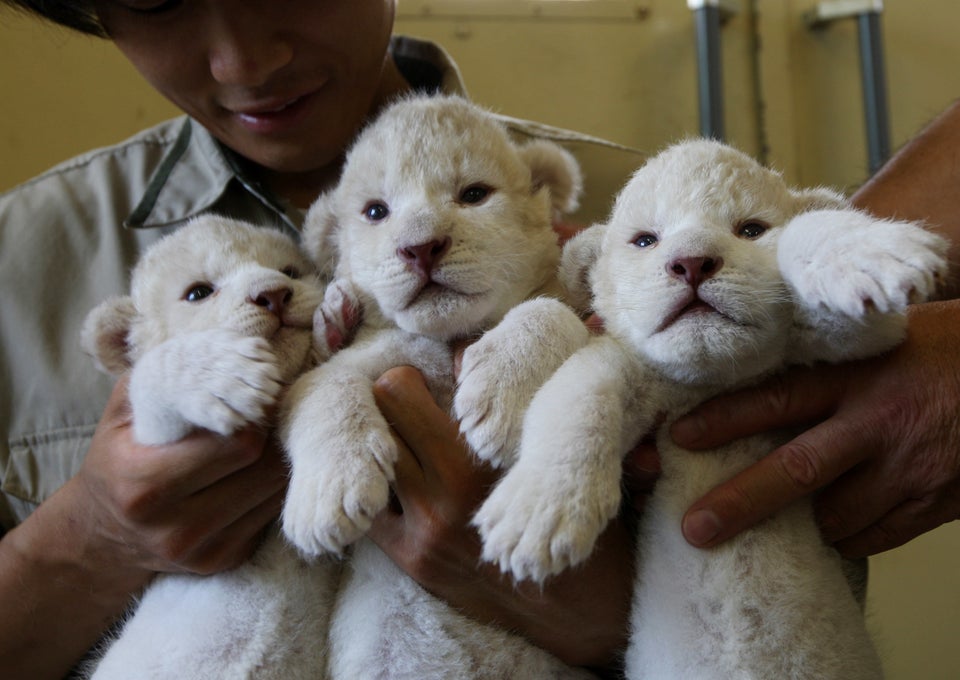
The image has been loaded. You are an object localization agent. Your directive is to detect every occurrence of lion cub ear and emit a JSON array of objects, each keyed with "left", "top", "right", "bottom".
[
  {"left": 302, "top": 192, "right": 341, "bottom": 280},
  {"left": 789, "top": 185, "right": 848, "bottom": 213},
  {"left": 559, "top": 222, "right": 606, "bottom": 313},
  {"left": 518, "top": 140, "right": 584, "bottom": 217},
  {"left": 80, "top": 296, "right": 139, "bottom": 376}
]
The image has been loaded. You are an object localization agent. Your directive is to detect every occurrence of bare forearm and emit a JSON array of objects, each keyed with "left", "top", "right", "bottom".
[
  {"left": 0, "top": 480, "right": 151, "bottom": 680},
  {"left": 852, "top": 98, "right": 960, "bottom": 297}
]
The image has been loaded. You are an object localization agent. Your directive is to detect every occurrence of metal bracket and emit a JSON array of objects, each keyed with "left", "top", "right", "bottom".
[
  {"left": 805, "top": 0, "right": 890, "bottom": 173},
  {"left": 687, "top": 1, "right": 740, "bottom": 140}
]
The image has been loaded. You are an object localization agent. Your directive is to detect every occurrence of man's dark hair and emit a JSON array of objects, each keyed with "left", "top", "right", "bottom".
[{"left": 3, "top": 1, "right": 107, "bottom": 37}]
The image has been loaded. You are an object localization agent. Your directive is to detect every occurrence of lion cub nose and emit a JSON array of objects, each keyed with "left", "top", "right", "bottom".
[
  {"left": 668, "top": 256, "right": 723, "bottom": 288},
  {"left": 251, "top": 286, "right": 294, "bottom": 315},
  {"left": 398, "top": 237, "right": 452, "bottom": 277}
]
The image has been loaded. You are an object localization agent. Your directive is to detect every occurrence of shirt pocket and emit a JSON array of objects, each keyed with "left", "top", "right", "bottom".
[{"left": 3, "top": 425, "right": 96, "bottom": 506}]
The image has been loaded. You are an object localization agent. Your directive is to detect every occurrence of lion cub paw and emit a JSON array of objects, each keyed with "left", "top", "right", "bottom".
[
  {"left": 282, "top": 426, "right": 396, "bottom": 557},
  {"left": 130, "top": 330, "right": 282, "bottom": 444},
  {"left": 455, "top": 336, "right": 531, "bottom": 468},
  {"left": 781, "top": 210, "right": 949, "bottom": 317},
  {"left": 456, "top": 298, "right": 588, "bottom": 468},
  {"left": 473, "top": 463, "right": 619, "bottom": 584}
]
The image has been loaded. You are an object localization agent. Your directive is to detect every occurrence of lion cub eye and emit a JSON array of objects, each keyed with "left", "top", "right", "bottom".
[
  {"left": 736, "top": 220, "right": 769, "bottom": 240},
  {"left": 632, "top": 233, "right": 659, "bottom": 249},
  {"left": 458, "top": 184, "right": 492, "bottom": 205},
  {"left": 184, "top": 282, "right": 215, "bottom": 302},
  {"left": 281, "top": 265, "right": 301, "bottom": 280},
  {"left": 363, "top": 201, "right": 390, "bottom": 222}
]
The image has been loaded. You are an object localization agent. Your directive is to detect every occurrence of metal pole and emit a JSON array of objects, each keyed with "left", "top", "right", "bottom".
[
  {"left": 857, "top": 10, "right": 891, "bottom": 173},
  {"left": 805, "top": 1, "right": 891, "bottom": 173},
  {"left": 692, "top": 4, "right": 725, "bottom": 140}
]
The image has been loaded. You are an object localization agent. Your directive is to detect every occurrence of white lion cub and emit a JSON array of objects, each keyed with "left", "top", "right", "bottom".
[
  {"left": 80, "top": 216, "right": 341, "bottom": 680},
  {"left": 472, "top": 139, "right": 948, "bottom": 679},
  {"left": 283, "top": 95, "right": 595, "bottom": 678}
]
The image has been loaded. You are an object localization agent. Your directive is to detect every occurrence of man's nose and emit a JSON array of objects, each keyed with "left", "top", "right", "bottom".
[{"left": 207, "top": 12, "right": 293, "bottom": 87}]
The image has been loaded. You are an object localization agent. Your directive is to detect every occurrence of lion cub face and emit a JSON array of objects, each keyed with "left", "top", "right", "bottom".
[
  {"left": 567, "top": 139, "right": 844, "bottom": 385},
  {"left": 304, "top": 95, "right": 582, "bottom": 340},
  {"left": 83, "top": 215, "right": 322, "bottom": 382}
]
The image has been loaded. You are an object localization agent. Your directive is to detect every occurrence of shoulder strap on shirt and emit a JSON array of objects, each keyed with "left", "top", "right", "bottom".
[{"left": 124, "top": 118, "right": 193, "bottom": 229}]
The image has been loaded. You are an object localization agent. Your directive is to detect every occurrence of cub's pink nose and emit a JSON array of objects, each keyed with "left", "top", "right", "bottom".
[
  {"left": 668, "top": 256, "right": 723, "bottom": 288},
  {"left": 251, "top": 287, "right": 293, "bottom": 315},
  {"left": 398, "top": 237, "right": 452, "bottom": 277}
]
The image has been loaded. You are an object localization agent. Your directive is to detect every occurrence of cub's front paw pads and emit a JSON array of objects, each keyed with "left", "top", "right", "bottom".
[{"left": 473, "top": 469, "right": 617, "bottom": 583}]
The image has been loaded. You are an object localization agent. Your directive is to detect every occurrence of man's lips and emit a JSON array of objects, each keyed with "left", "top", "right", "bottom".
[
  {"left": 234, "top": 94, "right": 305, "bottom": 117},
  {"left": 227, "top": 88, "right": 323, "bottom": 133}
]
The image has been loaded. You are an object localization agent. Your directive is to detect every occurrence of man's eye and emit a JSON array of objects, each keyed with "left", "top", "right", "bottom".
[
  {"left": 184, "top": 283, "right": 215, "bottom": 302},
  {"left": 737, "top": 220, "right": 769, "bottom": 239},
  {"left": 459, "top": 184, "right": 491, "bottom": 205},
  {"left": 363, "top": 201, "right": 390, "bottom": 222},
  {"left": 632, "top": 232, "right": 658, "bottom": 248}
]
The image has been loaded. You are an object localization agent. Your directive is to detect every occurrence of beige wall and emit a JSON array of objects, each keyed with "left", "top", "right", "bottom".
[
  {"left": 0, "top": 12, "right": 179, "bottom": 190},
  {"left": 1, "top": 2, "right": 958, "bottom": 678}
]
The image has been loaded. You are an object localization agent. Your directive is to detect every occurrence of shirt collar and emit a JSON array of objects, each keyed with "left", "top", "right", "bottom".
[{"left": 124, "top": 117, "right": 266, "bottom": 229}]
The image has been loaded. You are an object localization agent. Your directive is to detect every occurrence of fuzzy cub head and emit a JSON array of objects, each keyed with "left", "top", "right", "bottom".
[
  {"left": 562, "top": 138, "right": 848, "bottom": 386},
  {"left": 81, "top": 215, "right": 323, "bottom": 381},
  {"left": 303, "top": 94, "right": 582, "bottom": 341}
]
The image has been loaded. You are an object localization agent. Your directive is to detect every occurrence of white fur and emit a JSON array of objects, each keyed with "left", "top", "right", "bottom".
[
  {"left": 81, "top": 216, "right": 341, "bottom": 679},
  {"left": 282, "top": 95, "right": 594, "bottom": 679},
  {"left": 471, "top": 139, "right": 948, "bottom": 679},
  {"left": 89, "top": 530, "right": 341, "bottom": 680},
  {"left": 81, "top": 215, "right": 324, "bottom": 444}
]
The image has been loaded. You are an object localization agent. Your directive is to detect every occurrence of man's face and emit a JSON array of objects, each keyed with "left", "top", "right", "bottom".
[{"left": 94, "top": 0, "right": 396, "bottom": 174}]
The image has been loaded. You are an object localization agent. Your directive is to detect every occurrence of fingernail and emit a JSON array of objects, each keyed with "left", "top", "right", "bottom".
[
  {"left": 683, "top": 509, "right": 721, "bottom": 546},
  {"left": 671, "top": 414, "right": 706, "bottom": 445}
]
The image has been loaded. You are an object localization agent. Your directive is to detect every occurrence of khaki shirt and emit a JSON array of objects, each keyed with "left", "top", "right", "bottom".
[{"left": 0, "top": 36, "right": 644, "bottom": 530}]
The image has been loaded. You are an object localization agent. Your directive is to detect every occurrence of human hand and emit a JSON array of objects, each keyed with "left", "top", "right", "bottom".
[
  {"left": 672, "top": 300, "right": 960, "bottom": 558},
  {"left": 367, "top": 366, "right": 633, "bottom": 670},
  {"left": 75, "top": 375, "right": 287, "bottom": 577}
]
